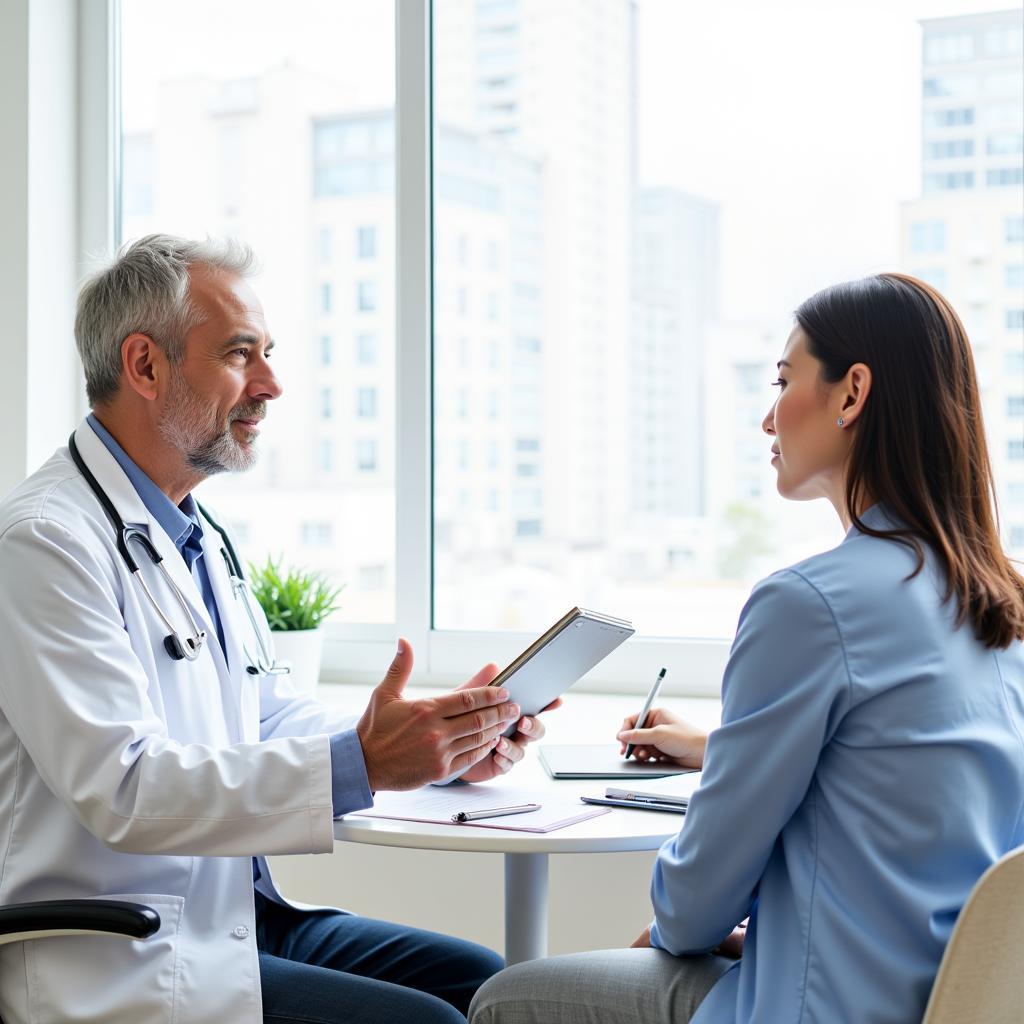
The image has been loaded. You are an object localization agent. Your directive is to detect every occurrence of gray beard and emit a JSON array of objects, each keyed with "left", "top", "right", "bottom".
[{"left": 157, "top": 370, "right": 262, "bottom": 475}]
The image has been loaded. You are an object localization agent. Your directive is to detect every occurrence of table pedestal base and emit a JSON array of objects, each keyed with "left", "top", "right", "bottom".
[{"left": 504, "top": 852, "right": 549, "bottom": 964}]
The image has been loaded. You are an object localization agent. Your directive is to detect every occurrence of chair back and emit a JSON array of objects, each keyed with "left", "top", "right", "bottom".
[{"left": 921, "top": 844, "right": 1024, "bottom": 1024}]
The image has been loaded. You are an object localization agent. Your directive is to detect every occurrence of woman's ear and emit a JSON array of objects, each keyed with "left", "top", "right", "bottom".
[{"left": 836, "top": 362, "right": 871, "bottom": 427}]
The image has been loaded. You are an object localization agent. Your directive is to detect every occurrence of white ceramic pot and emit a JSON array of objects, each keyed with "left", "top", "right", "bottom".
[{"left": 269, "top": 628, "right": 325, "bottom": 695}]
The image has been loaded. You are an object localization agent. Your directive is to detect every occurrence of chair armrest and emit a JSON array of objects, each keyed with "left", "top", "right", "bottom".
[{"left": 0, "top": 899, "right": 160, "bottom": 946}]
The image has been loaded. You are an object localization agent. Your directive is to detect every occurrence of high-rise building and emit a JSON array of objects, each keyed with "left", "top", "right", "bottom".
[
  {"left": 631, "top": 187, "right": 719, "bottom": 519},
  {"left": 900, "top": 8, "right": 1024, "bottom": 554},
  {"left": 435, "top": 0, "right": 636, "bottom": 549}
]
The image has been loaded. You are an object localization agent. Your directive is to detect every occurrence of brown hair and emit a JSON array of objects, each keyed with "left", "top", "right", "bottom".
[{"left": 795, "top": 272, "right": 1024, "bottom": 649}]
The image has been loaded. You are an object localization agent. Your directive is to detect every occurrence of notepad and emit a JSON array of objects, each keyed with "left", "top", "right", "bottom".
[{"left": 348, "top": 784, "right": 610, "bottom": 833}]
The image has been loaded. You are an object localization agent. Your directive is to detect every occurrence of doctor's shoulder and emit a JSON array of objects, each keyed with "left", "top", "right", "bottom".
[{"left": 0, "top": 451, "right": 125, "bottom": 592}]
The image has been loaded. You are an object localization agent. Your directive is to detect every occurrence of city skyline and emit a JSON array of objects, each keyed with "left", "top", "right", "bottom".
[{"left": 118, "top": 0, "right": 1023, "bottom": 636}]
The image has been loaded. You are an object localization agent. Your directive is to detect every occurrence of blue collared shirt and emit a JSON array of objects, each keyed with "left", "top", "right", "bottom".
[
  {"left": 86, "top": 414, "right": 369, "bottom": 821},
  {"left": 648, "top": 505, "right": 1024, "bottom": 1023}
]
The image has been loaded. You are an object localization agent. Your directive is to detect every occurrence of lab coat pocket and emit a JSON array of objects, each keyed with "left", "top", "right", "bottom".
[{"left": 25, "top": 892, "right": 183, "bottom": 1024}]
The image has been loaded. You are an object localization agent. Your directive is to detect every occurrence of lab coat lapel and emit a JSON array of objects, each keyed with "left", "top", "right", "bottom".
[
  {"left": 70, "top": 421, "right": 228, "bottom": 677},
  {"left": 197, "top": 510, "right": 248, "bottom": 680}
]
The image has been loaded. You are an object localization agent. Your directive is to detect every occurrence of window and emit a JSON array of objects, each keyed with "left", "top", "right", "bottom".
[
  {"left": 986, "top": 26, "right": 1024, "bottom": 57},
  {"left": 356, "top": 387, "right": 377, "bottom": 418},
  {"left": 925, "top": 139, "right": 973, "bottom": 159},
  {"left": 924, "top": 31, "right": 974, "bottom": 64},
  {"left": 1007, "top": 216, "right": 1024, "bottom": 244},
  {"left": 1007, "top": 310, "right": 1024, "bottom": 331},
  {"left": 120, "top": 1, "right": 397, "bottom": 625},
  {"left": 358, "top": 564, "right": 387, "bottom": 590},
  {"left": 319, "top": 439, "right": 334, "bottom": 473},
  {"left": 987, "top": 168, "right": 1024, "bottom": 187},
  {"left": 910, "top": 221, "right": 946, "bottom": 253},
  {"left": 318, "top": 226, "right": 333, "bottom": 263},
  {"left": 356, "top": 280, "right": 377, "bottom": 312},
  {"left": 356, "top": 332, "right": 377, "bottom": 365},
  {"left": 1007, "top": 266, "right": 1024, "bottom": 291},
  {"left": 110, "top": 1, "right": 1024, "bottom": 676},
  {"left": 1009, "top": 439, "right": 1024, "bottom": 461},
  {"left": 924, "top": 171, "right": 975, "bottom": 191},
  {"left": 356, "top": 225, "right": 377, "bottom": 260},
  {"left": 923, "top": 74, "right": 978, "bottom": 98},
  {"left": 924, "top": 107, "right": 974, "bottom": 128},
  {"left": 1007, "top": 396, "right": 1024, "bottom": 418},
  {"left": 301, "top": 521, "right": 333, "bottom": 546},
  {"left": 356, "top": 439, "right": 377, "bottom": 472},
  {"left": 914, "top": 267, "right": 948, "bottom": 292},
  {"left": 987, "top": 133, "right": 1024, "bottom": 156}
]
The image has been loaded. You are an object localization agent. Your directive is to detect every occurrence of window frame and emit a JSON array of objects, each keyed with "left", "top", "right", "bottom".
[{"left": 69, "top": 0, "right": 729, "bottom": 697}]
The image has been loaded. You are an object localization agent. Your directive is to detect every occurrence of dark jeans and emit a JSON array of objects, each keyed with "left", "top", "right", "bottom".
[{"left": 256, "top": 891, "right": 505, "bottom": 1023}]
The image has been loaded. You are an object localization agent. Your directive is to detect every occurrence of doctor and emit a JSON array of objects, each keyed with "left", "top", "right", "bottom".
[{"left": 0, "top": 235, "right": 554, "bottom": 1024}]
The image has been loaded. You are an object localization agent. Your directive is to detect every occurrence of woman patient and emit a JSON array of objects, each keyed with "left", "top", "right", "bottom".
[{"left": 470, "top": 274, "right": 1024, "bottom": 1024}]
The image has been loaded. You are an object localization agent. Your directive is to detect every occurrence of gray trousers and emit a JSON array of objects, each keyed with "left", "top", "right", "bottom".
[{"left": 468, "top": 948, "right": 734, "bottom": 1024}]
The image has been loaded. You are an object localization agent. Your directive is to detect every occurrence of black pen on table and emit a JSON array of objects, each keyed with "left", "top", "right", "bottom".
[
  {"left": 624, "top": 667, "right": 667, "bottom": 760},
  {"left": 452, "top": 803, "right": 541, "bottom": 823}
]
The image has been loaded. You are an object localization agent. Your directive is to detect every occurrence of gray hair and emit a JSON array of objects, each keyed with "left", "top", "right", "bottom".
[{"left": 74, "top": 233, "right": 257, "bottom": 406}]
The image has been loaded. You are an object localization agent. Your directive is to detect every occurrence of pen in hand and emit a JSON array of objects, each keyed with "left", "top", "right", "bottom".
[
  {"left": 624, "top": 667, "right": 667, "bottom": 760},
  {"left": 452, "top": 803, "right": 541, "bottom": 823}
]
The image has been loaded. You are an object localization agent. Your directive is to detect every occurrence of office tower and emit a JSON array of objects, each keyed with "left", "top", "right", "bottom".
[
  {"left": 435, "top": 0, "right": 636, "bottom": 550},
  {"left": 122, "top": 65, "right": 547, "bottom": 622},
  {"left": 631, "top": 187, "right": 719, "bottom": 519},
  {"left": 900, "top": 8, "right": 1024, "bottom": 554}
]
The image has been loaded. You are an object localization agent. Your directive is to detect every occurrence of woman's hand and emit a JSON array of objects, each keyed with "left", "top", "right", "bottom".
[
  {"left": 713, "top": 920, "right": 747, "bottom": 959},
  {"left": 616, "top": 707, "right": 707, "bottom": 769}
]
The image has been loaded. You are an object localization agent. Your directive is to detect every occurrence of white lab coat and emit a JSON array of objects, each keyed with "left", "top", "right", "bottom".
[{"left": 0, "top": 420, "right": 362, "bottom": 1023}]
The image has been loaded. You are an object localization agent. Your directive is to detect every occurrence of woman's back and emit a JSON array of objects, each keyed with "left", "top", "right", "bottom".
[{"left": 676, "top": 506, "right": 1024, "bottom": 1023}]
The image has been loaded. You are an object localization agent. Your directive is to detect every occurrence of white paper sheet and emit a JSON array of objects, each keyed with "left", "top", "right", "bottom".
[{"left": 347, "top": 783, "right": 610, "bottom": 832}]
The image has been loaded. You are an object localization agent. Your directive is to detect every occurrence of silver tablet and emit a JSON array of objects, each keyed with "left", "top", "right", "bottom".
[{"left": 490, "top": 607, "right": 635, "bottom": 737}]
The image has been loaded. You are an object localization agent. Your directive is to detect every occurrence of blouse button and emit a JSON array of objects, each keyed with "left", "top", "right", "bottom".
[{"left": 232, "top": 925, "right": 250, "bottom": 940}]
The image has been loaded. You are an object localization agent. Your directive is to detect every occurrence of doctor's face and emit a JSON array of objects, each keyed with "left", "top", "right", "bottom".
[
  {"left": 762, "top": 327, "right": 848, "bottom": 502},
  {"left": 157, "top": 267, "right": 282, "bottom": 476}
]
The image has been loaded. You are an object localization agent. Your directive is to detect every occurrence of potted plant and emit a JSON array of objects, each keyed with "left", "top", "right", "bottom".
[{"left": 247, "top": 557, "right": 343, "bottom": 694}]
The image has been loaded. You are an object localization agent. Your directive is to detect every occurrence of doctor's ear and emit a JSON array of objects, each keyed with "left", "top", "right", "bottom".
[{"left": 121, "top": 333, "right": 164, "bottom": 402}]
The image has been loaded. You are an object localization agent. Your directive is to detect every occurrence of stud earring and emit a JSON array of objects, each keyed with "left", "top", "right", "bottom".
[{"left": 837, "top": 416, "right": 845, "bottom": 427}]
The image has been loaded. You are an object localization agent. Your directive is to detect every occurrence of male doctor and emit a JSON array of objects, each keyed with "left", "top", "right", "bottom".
[{"left": 0, "top": 235, "right": 555, "bottom": 1024}]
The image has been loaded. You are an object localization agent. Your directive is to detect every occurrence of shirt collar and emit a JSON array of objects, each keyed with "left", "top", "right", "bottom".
[{"left": 87, "top": 413, "right": 203, "bottom": 552}]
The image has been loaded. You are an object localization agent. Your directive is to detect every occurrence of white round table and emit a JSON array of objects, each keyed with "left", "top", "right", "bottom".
[{"left": 333, "top": 752, "right": 683, "bottom": 964}]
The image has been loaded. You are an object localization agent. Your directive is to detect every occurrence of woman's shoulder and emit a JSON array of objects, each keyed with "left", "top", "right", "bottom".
[{"left": 769, "top": 507, "right": 945, "bottom": 630}]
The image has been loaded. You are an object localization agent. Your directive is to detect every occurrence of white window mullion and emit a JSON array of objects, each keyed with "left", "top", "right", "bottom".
[
  {"left": 78, "top": 0, "right": 119, "bottom": 274},
  {"left": 394, "top": 0, "right": 434, "bottom": 664}
]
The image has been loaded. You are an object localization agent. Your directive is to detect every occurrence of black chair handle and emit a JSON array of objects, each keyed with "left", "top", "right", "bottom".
[{"left": 0, "top": 899, "right": 160, "bottom": 940}]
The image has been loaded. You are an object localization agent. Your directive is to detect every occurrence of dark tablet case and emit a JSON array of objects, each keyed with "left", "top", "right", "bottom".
[{"left": 539, "top": 744, "right": 695, "bottom": 780}]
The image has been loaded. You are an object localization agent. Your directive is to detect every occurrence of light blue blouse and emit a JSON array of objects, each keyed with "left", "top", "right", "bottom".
[{"left": 649, "top": 505, "right": 1024, "bottom": 1024}]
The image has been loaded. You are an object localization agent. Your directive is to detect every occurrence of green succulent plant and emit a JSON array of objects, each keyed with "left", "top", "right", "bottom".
[{"left": 247, "top": 556, "right": 343, "bottom": 631}]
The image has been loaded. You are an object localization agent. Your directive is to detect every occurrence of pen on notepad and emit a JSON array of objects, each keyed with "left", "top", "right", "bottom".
[
  {"left": 452, "top": 803, "right": 541, "bottom": 823},
  {"left": 624, "top": 667, "right": 667, "bottom": 760}
]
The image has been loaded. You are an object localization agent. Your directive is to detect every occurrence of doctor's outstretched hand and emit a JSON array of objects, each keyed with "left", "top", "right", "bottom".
[{"left": 357, "top": 638, "right": 528, "bottom": 791}]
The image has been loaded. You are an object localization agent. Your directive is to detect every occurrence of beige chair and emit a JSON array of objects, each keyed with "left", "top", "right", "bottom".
[{"left": 921, "top": 845, "right": 1024, "bottom": 1024}]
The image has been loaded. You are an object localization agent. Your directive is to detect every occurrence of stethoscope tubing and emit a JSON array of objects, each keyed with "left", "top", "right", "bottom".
[{"left": 68, "top": 431, "right": 286, "bottom": 674}]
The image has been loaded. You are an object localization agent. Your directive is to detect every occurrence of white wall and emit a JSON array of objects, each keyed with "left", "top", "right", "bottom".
[{"left": 0, "top": 0, "right": 87, "bottom": 498}]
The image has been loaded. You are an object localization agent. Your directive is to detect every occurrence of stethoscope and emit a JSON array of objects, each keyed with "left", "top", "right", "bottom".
[{"left": 68, "top": 433, "right": 288, "bottom": 676}]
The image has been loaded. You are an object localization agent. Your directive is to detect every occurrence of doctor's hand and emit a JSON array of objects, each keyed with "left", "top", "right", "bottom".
[
  {"left": 356, "top": 638, "right": 523, "bottom": 791},
  {"left": 617, "top": 707, "right": 707, "bottom": 769},
  {"left": 455, "top": 673, "right": 562, "bottom": 783}
]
